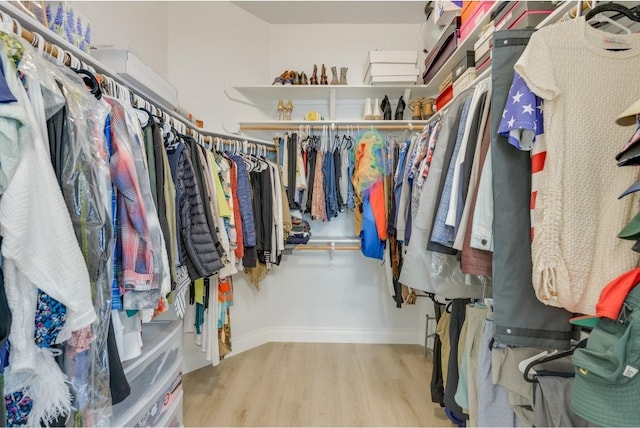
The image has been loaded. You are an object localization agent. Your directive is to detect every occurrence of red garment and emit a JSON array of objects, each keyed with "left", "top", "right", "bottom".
[{"left": 369, "top": 179, "right": 387, "bottom": 241}]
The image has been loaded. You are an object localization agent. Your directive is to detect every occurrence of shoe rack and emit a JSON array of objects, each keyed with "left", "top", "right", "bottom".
[{"left": 224, "top": 84, "right": 434, "bottom": 133}]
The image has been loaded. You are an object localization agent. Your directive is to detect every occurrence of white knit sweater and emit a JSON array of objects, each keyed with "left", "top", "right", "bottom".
[{"left": 515, "top": 17, "right": 640, "bottom": 314}]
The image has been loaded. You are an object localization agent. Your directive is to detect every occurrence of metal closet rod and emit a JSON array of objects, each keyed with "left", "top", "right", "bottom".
[
  {"left": 241, "top": 124, "right": 421, "bottom": 132},
  {"left": 185, "top": 129, "right": 276, "bottom": 152},
  {"left": 0, "top": 6, "right": 274, "bottom": 150},
  {"left": 292, "top": 236, "right": 361, "bottom": 251}
]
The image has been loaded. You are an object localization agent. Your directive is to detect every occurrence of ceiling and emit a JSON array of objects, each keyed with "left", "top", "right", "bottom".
[{"left": 231, "top": 1, "right": 428, "bottom": 25}]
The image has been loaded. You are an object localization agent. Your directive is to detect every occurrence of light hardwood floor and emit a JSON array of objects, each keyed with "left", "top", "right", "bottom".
[{"left": 183, "top": 342, "right": 451, "bottom": 427}]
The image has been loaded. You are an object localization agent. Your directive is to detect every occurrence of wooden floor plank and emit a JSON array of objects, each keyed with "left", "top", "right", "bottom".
[{"left": 183, "top": 342, "right": 451, "bottom": 427}]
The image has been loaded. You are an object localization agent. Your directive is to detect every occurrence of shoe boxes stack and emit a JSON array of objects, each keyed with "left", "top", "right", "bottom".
[
  {"left": 422, "top": 16, "right": 461, "bottom": 85},
  {"left": 494, "top": 1, "right": 555, "bottom": 32},
  {"left": 460, "top": 1, "right": 495, "bottom": 41},
  {"left": 364, "top": 50, "right": 420, "bottom": 85}
]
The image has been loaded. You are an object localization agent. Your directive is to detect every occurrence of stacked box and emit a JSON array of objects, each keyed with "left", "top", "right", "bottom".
[{"left": 364, "top": 50, "right": 420, "bottom": 85}]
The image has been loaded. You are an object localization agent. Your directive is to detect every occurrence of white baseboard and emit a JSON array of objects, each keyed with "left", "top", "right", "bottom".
[
  {"left": 267, "top": 327, "right": 422, "bottom": 344},
  {"left": 184, "top": 327, "right": 424, "bottom": 373}
]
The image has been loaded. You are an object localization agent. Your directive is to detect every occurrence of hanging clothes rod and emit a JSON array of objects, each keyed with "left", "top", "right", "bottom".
[
  {"left": 241, "top": 124, "right": 422, "bottom": 132},
  {"left": 293, "top": 245, "right": 361, "bottom": 251},
  {"left": 185, "top": 128, "right": 276, "bottom": 152},
  {"left": 0, "top": 4, "right": 274, "bottom": 150}
]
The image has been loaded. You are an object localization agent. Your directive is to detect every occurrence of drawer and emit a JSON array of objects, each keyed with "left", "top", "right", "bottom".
[
  {"left": 123, "top": 320, "right": 182, "bottom": 382},
  {"left": 113, "top": 357, "right": 182, "bottom": 427},
  {"left": 156, "top": 389, "right": 184, "bottom": 427}
]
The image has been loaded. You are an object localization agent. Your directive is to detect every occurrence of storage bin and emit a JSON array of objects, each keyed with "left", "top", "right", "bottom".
[
  {"left": 133, "top": 377, "right": 183, "bottom": 427},
  {"left": 112, "top": 320, "right": 183, "bottom": 427},
  {"left": 112, "top": 356, "right": 182, "bottom": 427},
  {"left": 123, "top": 320, "right": 182, "bottom": 382}
]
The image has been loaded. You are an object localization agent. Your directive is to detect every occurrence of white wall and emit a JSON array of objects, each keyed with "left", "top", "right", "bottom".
[
  {"left": 166, "top": 1, "right": 272, "bottom": 133},
  {"left": 71, "top": 1, "right": 169, "bottom": 79},
  {"left": 269, "top": 23, "right": 425, "bottom": 86}
]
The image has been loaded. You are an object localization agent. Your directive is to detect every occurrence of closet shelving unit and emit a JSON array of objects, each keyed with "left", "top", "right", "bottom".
[{"left": 226, "top": 84, "right": 432, "bottom": 131}]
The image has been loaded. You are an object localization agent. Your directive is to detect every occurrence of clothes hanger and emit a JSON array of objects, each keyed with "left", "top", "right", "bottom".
[
  {"left": 522, "top": 339, "right": 587, "bottom": 383},
  {"left": 585, "top": 2, "right": 640, "bottom": 22}
]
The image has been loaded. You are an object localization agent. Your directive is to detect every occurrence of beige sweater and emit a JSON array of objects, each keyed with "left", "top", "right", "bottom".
[{"left": 515, "top": 16, "right": 640, "bottom": 314}]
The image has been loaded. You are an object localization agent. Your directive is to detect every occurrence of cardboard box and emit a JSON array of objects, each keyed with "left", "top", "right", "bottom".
[
  {"left": 453, "top": 68, "right": 477, "bottom": 96},
  {"left": 366, "top": 75, "right": 419, "bottom": 86},
  {"left": 474, "top": 36, "right": 492, "bottom": 64},
  {"left": 452, "top": 51, "right": 475, "bottom": 82},
  {"left": 436, "top": 84, "right": 454, "bottom": 111},
  {"left": 367, "top": 50, "right": 418, "bottom": 65},
  {"left": 460, "top": 1, "right": 494, "bottom": 41},
  {"left": 364, "top": 63, "right": 420, "bottom": 83},
  {"left": 494, "top": 1, "right": 554, "bottom": 31},
  {"left": 439, "top": 73, "right": 453, "bottom": 93},
  {"left": 433, "top": 0, "right": 463, "bottom": 26},
  {"left": 423, "top": 27, "right": 459, "bottom": 84}
]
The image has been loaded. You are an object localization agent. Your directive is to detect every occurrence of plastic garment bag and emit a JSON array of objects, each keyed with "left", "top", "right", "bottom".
[{"left": 19, "top": 42, "right": 115, "bottom": 426}]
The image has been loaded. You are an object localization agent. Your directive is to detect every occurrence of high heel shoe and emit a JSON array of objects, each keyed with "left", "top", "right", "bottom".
[
  {"left": 381, "top": 95, "right": 392, "bottom": 120},
  {"left": 277, "top": 99, "right": 285, "bottom": 120},
  {"left": 285, "top": 100, "right": 293, "bottom": 120},
  {"left": 330, "top": 66, "right": 338, "bottom": 85},
  {"left": 394, "top": 96, "right": 405, "bottom": 120},
  {"left": 310, "top": 64, "right": 319, "bottom": 85},
  {"left": 320, "top": 64, "right": 328, "bottom": 85},
  {"left": 300, "top": 71, "right": 309, "bottom": 85}
]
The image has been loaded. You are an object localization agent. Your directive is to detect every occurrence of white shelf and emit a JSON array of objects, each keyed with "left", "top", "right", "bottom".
[
  {"left": 423, "top": 2, "right": 499, "bottom": 96},
  {"left": 228, "top": 84, "right": 431, "bottom": 101}
]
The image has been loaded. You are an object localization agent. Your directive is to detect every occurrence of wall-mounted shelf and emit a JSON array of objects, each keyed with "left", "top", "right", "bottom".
[
  {"left": 226, "top": 84, "right": 433, "bottom": 122},
  {"left": 238, "top": 120, "right": 429, "bottom": 132},
  {"left": 227, "top": 84, "right": 431, "bottom": 101}
]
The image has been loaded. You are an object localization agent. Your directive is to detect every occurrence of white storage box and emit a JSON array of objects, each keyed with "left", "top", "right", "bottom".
[
  {"left": 364, "top": 63, "right": 420, "bottom": 84},
  {"left": 366, "top": 50, "right": 418, "bottom": 65},
  {"left": 432, "top": 0, "right": 463, "bottom": 25}
]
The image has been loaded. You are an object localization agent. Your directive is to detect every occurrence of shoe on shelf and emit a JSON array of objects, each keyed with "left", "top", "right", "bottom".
[
  {"left": 364, "top": 97, "right": 374, "bottom": 120},
  {"left": 409, "top": 98, "right": 422, "bottom": 120},
  {"left": 277, "top": 99, "right": 285, "bottom": 120},
  {"left": 284, "top": 71, "right": 295, "bottom": 85},
  {"left": 273, "top": 70, "right": 287, "bottom": 85},
  {"left": 373, "top": 98, "right": 382, "bottom": 120},
  {"left": 421, "top": 97, "right": 435, "bottom": 119},
  {"left": 320, "top": 64, "right": 328, "bottom": 85},
  {"left": 395, "top": 95, "right": 406, "bottom": 120},
  {"left": 330, "top": 66, "right": 339, "bottom": 85},
  {"left": 381, "top": 95, "right": 392, "bottom": 120},
  {"left": 339, "top": 67, "right": 348, "bottom": 85},
  {"left": 285, "top": 100, "right": 293, "bottom": 120},
  {"left": 310, "top": 64, "right": 319, "bottom": 85},
  {"left": 300, "top": 71, "right": 309, "bottom": 85}
]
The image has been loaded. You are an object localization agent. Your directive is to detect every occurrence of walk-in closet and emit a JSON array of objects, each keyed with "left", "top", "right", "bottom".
[{"left": 1, "top": 1, "right": 640, "bottom": 427}]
